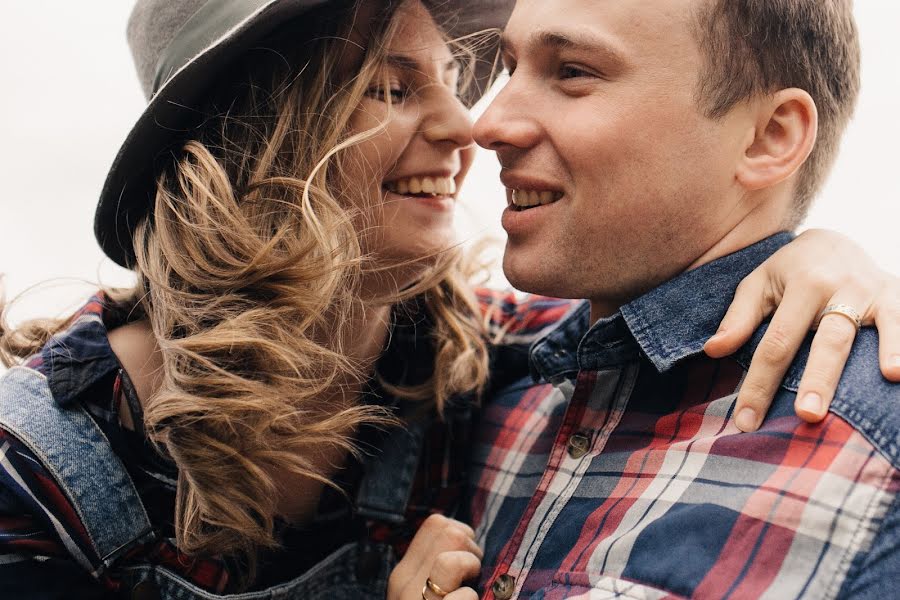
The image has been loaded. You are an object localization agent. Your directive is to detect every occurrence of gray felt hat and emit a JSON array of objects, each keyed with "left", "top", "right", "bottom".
[{"left": 95, "top": 0, "right": 513, "bottom": 268}]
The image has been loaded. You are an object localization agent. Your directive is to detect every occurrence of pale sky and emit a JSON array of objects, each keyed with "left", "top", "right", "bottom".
[{"left": 1, "top": 1, "right": 897, "bottom": 328}]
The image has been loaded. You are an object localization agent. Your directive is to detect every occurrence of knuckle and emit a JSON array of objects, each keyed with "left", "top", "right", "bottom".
[
  {"left": 758, "top": 326, "right": 793, "bottom": 365},
  {"left": 443, "top": 527, "right": 470, "bottom": 549},
  {"left": 433, "top": 551, "right": 464, "bottom": 576},
  {"left": 423, "top": 513, "right": 448, "bottom": 532},
  {"left": 738, "top": 378, "right": 773, "bottom": 409},
  {"left": 805, "top": 267, "right": 843, "bottom": 293},
  {"left": 816, "top": 320, "right": 856, "bottom": 349},
  {"left": 416, "top": 514, "right": 449, "bottom": 536},
  {"left": 800, "top": 365, "right": 836, "bottom": 389}
]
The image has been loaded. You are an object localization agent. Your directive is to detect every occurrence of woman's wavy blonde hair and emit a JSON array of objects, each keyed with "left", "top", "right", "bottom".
[{"left": 1, "top": 0, "right": 493, "bottom": 584}]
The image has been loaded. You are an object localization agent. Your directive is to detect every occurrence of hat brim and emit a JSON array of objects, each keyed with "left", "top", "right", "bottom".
[{"left": 95, "top": 0, "right": 512, "bottom": 268}]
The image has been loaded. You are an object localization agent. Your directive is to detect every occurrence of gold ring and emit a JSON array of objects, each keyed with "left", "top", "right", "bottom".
[
  {"left": 817, "top": 303, "right": 862, "bottom": 332},
  {"left": 425, "top": 577, "right": 449, "bottom": 597}
]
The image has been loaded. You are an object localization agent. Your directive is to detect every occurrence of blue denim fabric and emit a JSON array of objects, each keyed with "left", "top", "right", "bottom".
[
  {"left": 529, "top": 233, "right": 798, "bottom": 381},
  {"left": 0, "top": 365, "right": 415, "bottom": 599},
  {"left": 0, "top": 367, "right": 156, "bottom": 571},
  {"left": 117, "top": 542, "right": 394, "bottom": 600}
]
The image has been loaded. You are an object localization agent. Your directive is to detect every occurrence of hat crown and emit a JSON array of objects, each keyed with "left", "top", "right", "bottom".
[{"left": 128, "top": 0, "right": 210, "bottom": 101}]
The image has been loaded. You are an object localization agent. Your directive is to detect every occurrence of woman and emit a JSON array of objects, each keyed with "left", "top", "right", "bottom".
[{"left": 0, "top": 1, "right": 897, "bottom": 599}]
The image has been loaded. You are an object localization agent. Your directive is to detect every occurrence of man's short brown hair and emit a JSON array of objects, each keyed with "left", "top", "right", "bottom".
[{"left": 694, "top": 0, "right": 861, "bottom": 225}]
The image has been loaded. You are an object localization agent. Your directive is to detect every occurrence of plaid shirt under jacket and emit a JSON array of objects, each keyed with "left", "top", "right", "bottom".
[{"left": 468, "top": 233, "right": 900, "bottom": 600}]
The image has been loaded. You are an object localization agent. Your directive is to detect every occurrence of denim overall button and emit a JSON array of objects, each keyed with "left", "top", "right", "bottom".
[
  {"left": 356, "top": 545, "right": 382, "bottom": 583},
  {"left": 131, "top": 579, "right": 161, "bottom": 600},
  {"left": 491, "top": 573, "right": 515, "bottom": 599}
]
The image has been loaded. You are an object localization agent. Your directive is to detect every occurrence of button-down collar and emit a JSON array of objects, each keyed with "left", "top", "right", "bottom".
[{"left": 530, "top": 232, "right": 795, "bottom": 382}]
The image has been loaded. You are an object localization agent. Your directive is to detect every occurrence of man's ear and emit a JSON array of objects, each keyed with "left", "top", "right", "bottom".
[{"left": 736, "top": 89, "right": 818, "bottom": 191}]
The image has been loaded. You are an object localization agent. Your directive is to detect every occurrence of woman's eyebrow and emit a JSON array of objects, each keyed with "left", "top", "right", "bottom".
[{"left": 385, "top": 54, "right": 459, "bottom": 74}]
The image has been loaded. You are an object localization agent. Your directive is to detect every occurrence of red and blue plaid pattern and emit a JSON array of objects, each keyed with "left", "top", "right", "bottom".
[
  {"left": 468, "top": 237, "right": 900, "bottom": 600},
  {"left": 471, "top": 352, "right": 899, "bottom": 598}
]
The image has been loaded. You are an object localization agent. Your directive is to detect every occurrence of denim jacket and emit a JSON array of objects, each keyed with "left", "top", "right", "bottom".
[{"left": 0, "top": 296, "right": 476, "bottom": 599}]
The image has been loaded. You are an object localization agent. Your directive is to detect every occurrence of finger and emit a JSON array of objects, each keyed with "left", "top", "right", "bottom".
[
  {"left": 428, "top": 551, "right": 482, "bottom": 596},
  {"left": 444, "top": 518, "right": 476, "bottom": 541},
  {"left": 794, "top": 311, "right": 859, "bottom": 422},
  {"left": 733, "top": 285, "right": 821, "bottom": 432},
  {"left": 874, "top": 288, "right": 900, "bottom": 381},
  {"left": 444, "top": 588, "right": 479, "bottom": 600},
  {"left": 705, "top": 272, "right": 776, "bottom": 359},
  {"left": 395, "top": 517, "right": 481, "bottom": 600},
  {"left": 434, "top": 522, "right": 483, "bottom": 560},
  {"left": 399, "top": 514, "right": 454, "bottom": 579}
]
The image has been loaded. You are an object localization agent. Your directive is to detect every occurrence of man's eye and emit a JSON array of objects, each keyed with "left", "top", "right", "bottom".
[{"left": 559, "top": 64, "right": 594, "bottom": 79}]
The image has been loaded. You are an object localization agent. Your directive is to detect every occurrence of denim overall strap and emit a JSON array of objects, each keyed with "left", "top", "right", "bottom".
[
  {"left": 355, "top": 413, "right": 429, "bottom": 523},
  {"left": 0, "top": 366, "right": 156, "bottom": 571}
]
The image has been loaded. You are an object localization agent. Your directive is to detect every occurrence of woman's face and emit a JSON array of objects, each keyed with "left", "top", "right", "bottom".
[{"left": 346, "top": 0, "right": 475, "bottom": 272}]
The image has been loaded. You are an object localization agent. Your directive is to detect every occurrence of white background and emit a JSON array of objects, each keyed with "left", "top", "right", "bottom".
[{"left": 1, "top": 1, "right": 897, "bottom": 328}]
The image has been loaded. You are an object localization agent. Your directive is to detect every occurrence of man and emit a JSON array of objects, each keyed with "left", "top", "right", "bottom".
[{"left": 466, "top": 0, "right": 899, "bottom": 598}]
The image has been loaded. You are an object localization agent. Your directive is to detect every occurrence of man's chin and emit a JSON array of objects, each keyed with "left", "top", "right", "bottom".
[{"left": 503, "top": 254, "right": 577, "bottom": 299}]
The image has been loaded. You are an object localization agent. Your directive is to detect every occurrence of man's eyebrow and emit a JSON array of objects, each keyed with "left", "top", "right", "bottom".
[{"left": 500, "top": 29, "right": 626, "bottom": 67}]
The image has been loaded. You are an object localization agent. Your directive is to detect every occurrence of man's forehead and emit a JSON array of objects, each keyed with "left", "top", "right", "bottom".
[{"left": 505, "top": 0, "right": 697, "bottom": 47}]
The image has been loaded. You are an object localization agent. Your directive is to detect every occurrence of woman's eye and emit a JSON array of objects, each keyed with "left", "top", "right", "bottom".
[{"left": 366, "top": 85, "right": 406, "bottom": 103}]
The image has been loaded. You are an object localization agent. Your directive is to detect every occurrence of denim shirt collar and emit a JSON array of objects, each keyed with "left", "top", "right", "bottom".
[{"left": 530, "top": 232, "right": 795, "bottom": 381}]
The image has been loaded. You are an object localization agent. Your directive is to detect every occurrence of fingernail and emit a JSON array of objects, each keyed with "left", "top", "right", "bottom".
[
  {"left": 704, "top": 329, "right": 727, "bottom": 350},
  {"left": 706, "top": 332, "right": 724, "bottom": 344},
  {"left": 891, "top": 355, "right": 900, "bottom": 370},
  {"left": 797, "top": 392, "right": 823, "bottom": 416},
  {"left": 735, "top": 407, "right": 758, "bottom": 432}
]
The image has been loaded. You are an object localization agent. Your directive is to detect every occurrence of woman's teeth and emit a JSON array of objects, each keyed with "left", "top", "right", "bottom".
[
  {"left": 510, "top": 189, "right": 563, "bottom": 209},
  {"left": 385, "top": 176, "right": 456, "bottom": 196}
]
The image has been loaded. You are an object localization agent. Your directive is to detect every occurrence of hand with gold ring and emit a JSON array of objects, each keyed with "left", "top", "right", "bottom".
[
  {"left": 704, "top": 229, "right": 900, "bottom": 430},
  {"left": 388, "top": 514, "right": 482, "bottom": 600},
  {"left": 422, "top": 577, "right": 449, "bottom": 599}
]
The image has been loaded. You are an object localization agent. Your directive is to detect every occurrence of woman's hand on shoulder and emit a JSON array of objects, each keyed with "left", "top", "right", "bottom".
[
  {"left": 704, "top": 229, "right": 900, "bottom": 431},
  {"left": 388, "top": 514, "right": 482, "bottom": 600}
]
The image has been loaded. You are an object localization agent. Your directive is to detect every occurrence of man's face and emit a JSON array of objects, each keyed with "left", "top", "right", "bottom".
[{"left": 474, "top": 0, "right": 751, "bottom": 315}]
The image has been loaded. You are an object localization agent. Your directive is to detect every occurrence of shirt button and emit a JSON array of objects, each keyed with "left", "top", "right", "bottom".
[
  {"left": 492, "top": 573, "right": 516, "bottom": 599},
  {"left": 567, "top": 431, "right": 591, "bottom": 459}
]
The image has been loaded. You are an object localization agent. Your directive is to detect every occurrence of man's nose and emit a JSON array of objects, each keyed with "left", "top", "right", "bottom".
[{"left": 473, "top": 75, "right": 542, "bottom": 152}]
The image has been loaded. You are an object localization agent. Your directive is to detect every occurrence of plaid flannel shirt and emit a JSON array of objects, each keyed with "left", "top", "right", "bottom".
[{"left": 469, "top": 233, "right": 900, "bottom": 600}]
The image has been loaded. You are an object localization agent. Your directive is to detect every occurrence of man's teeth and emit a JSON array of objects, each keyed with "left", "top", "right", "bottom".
[
  {"left": 510, "top": 189, "right": 563, "bottom": 208},
  {"left": 385, "top": 176, "right": 457, "bottom": 196}
]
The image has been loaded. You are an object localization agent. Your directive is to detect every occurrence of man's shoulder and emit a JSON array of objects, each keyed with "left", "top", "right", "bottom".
[
  {"left": 827, "top": 328, "right": 900, "bottom": 468},
  {"left": 764, "top": 327, "right": 900, "bottom": 468}
]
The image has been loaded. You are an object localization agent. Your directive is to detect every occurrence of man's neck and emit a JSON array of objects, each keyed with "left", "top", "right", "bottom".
[{"left": 589, "top": 194, "right": 791, "bottom": 324}]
